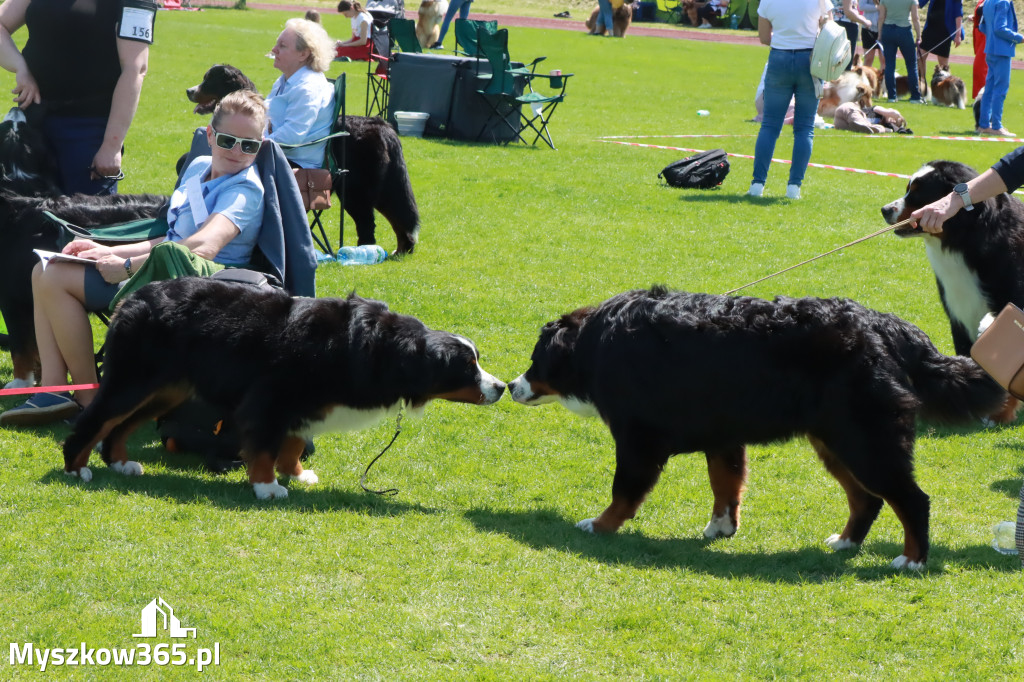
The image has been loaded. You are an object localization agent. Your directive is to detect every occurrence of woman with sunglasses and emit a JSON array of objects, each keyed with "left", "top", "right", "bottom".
[
  {"left": 266, "top": 18, "right": 335, "bottom": 169},
  {"left": 0, "top": 91, "right": 267, "bottom": 427}
]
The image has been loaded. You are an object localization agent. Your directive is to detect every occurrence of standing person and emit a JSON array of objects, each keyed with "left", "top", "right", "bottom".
[
  {"left": 335, "top": 0, "right": 372, "bottom": 61},
  {"left": 878, "top": 0, "right": 924, "bottom": 103},
  {"left": 434, "top": 0, "right": 473, "bottom": 47},
  {"left": 266, "top": 18, "right": 335, "bottom": 169},
  {"left": 0, "top": 0, "right": 157, "bottom": 196},
  {"left": 860, "top": 0, "right": 886, "bottom": 68},
  {"left": 973, "top": 0, "right": 988, "bottom": 100},
  {"left": 748, "top": 0, "right": 832, "bottom": 200},
  {"left": 977, "top": 0, "right": 1022, "bottom": 137},
  {"left": 833, "top": 0, "right": 873, "bottom": 70},
  {"left": 917, "top": 0, "right": 963, "bottom": 86},
  {"left": 0, "top": 91, "right": 268, "bottom": 427}
]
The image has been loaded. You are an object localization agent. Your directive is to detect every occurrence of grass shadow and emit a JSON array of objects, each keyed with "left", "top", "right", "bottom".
[{"left": 465, "top": 506, "right": 1022, "bottom": 580}]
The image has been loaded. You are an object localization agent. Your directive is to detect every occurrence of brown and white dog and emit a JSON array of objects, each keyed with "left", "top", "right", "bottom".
[
  {"left": 817, "top": 69, "right": 874, "bottom": 117},
  {"left": 930, "top": 65, "right": 967, "bottom": 109},
  {"left": 585, "top": 2, "right": 633, "bottom": 37},
  {"left": 416, "top": 0, "right": 448, "bottom": 48}
]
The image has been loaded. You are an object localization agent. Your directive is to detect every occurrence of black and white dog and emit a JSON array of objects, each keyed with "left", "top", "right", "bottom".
[
  {"left": 186, "top": 64, "right": 420, "bottom": 254},
  {"left": 63, "top": 277, "right": 505, "bottom": 498},
  {"left": 510, "top": 287, "right": 1007, "bottom": 569}
]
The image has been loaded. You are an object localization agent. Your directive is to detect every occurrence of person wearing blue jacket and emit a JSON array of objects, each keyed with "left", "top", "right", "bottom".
[{"left": 977, "top": 0, "right": 1023, "bottom": 136}]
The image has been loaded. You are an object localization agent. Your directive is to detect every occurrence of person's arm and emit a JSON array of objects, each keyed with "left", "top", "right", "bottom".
[
  {"left": 911, "top": 1, "right": 921, "bottom": 42},
  {"left": 876, "top": 3, "right": 886, "bottom": 38},
  {"left": 953, "top": 16, "right": 963, "bottom": 46},
  {"left": 0, "top": 0, "right": 39, "bottom": 108},
  {"left": 992, "top": 2, "right": 1024, "bottom": 44},
  {"left": 843, "top": 0, "right": 872, "bottom": 28},
  {"left": 909, "top": 169, "right": 1010, "bottom": 233},
  {"left": 91, "top": 36, "right": 149, "bottom": 179},
  {"left": 758, "top": 16, "right": 772, "bottom": 46}
]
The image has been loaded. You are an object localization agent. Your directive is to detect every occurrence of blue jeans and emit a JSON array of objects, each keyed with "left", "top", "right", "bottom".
[
  {"left": 880, "top": 24, "right": 921, "bottom": 100},
  {"left": 436, "top": 0, "right": 473, "bottom": 45},
  {"left": 979, "top": 54, "right": 1011, "bottom": 130},
  {"left": 596, "top": 0, "right": 614, "bottom": 33},
  {"left": 42, "top": 115, "right": 118, "bottom": 195},
  {"left": 752, "top": 49, "right": 817, "bottom": 187}
]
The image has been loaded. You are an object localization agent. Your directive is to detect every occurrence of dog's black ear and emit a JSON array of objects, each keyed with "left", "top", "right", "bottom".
[{"left": 21, "top": 104, "right": 46, "bottom": 129}]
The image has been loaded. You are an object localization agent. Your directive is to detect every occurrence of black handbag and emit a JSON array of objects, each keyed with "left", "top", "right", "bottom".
[{"left": 658, "top": 149, "right": 730, "bottom": 189}]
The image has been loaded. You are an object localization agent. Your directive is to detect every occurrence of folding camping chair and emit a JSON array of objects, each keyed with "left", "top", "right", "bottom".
[
  {"left": 280, "top": 74, "right": 349, "bottom": 256},
  {"left": 453, "top": 18, "right": 497, "bottom": 57},
  {"left": 475, "top": 29, "right": 573, "bottom": 150},
  {"left": 366, "top": 18, "right": 393, "bottom": 117},
  {"left": 389, "top": 18, "right": 422, "bottom": 53}
]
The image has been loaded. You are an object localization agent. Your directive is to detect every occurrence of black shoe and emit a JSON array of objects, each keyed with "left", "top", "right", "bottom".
[{"left": 554, "top": 11, "right": 571, "bottom": 18}]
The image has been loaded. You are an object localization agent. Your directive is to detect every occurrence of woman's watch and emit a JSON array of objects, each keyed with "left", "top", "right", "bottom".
[
  {"left": 953, "top": 183, "right": 975, "bottom": 212},
  {"left": 124, "top": 258, "right": 134, "bottom": 277}
]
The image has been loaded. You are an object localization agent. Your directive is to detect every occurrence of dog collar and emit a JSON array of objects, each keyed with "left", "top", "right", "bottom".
[{"left": 954, "top": 183, "right": 975, "bottom": 212}]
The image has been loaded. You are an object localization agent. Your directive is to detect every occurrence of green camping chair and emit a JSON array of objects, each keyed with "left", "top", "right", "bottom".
[
  {"left": 475, "top": 29, "right": 573, "bottom": 150},
  {"left": 389, "top": 18, "right": 422, "bottom": 54},
  {"left": 654, "top": 0, "right": 684, "bottom": 24},
  {"left": 453, "top": 18, "right": 498, "bottom": 57}
]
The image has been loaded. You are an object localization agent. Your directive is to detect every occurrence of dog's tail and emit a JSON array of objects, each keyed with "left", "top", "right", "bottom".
[
  {"left": 955, "top": 79, "right": 967, "bottom": 110},
  {"left": 878, "top": 313, "right": 1007, "bottom": 423}
]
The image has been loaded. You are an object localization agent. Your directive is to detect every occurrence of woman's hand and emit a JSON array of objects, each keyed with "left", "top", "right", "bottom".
[
  {"left": 90, "top": 142, "right": 123, "bottom": 180},
  {"left": 62, "top": 239, "right": 104, "bottom": 257},
  {"left": 95, "top": 254, "right": 129, "bottom": 284},
  {"left": 12, "top": 66, "right": 39, "bottom": 108},
  {"left": 910, "top": 194, "right": 961, "bottom": 234}
]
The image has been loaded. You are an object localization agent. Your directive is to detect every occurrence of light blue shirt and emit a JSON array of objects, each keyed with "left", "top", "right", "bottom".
[
  {"left": 166, "top": 156, "right": 265, "bottom": 266},
  {"left": 266, "top": 66, "right": 335, "bottom": 169}
]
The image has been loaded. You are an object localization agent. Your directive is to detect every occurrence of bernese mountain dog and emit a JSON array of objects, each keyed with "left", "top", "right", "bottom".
[
  {"left": 0, "top": 108, "right": 168, "bottom": 388},
  {"left": 509, "top": 287, "right": 1007, "bottom": 569},
  {"left": 882, "top": 160, "right": 1024, "bottom": 359},
  {"left": 62, "top": 277, "right": 505, "bottom": 499},
  {"left": 185, "top": 64, "right": 421, "bottom": 255}
]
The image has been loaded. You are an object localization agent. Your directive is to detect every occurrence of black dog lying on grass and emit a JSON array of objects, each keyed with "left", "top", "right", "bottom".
[{"left": 186, "top": 64, "right": 420, "bottom": 254}]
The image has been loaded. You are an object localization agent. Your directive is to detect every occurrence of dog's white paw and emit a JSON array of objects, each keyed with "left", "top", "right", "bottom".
[
  {"left": 978, "top": 312, "right": 996, "bottom": 337},
  {"left": 110, "top": 460, "right": 143, "bottom": 476},
  {"left": 824, "top": 533, "right": 858, "bottom": 551},
  {"left": 981, "top": 416, "right": 996, "bottom": 428},
  {"left": 3, "top": 376, "right": 34, "bottom": 390},
  {"left": 253, "top": 481, "right": 289, "bottom": 500},
  {"left": 65, "top": 467, "right": 93, "bottom": 483},
  {"left": 291, "top": 469, "right": 318, "bottom": 485},
  {"left": 576, "top": 518, "right": 598, "bottom": 534},
  {"left": 703, "top": 514, "right": 736, "bottom": 538},
  {"left": 890, "top": 555, "right": 925, "bottom": 571}
]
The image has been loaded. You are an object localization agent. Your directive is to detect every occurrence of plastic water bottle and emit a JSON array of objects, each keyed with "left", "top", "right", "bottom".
[
  {"left": 697, "top": 109, "right": 710, "bottom": 117},
  {"left": 729, "top": 14, "right": 739, "bottom": 30},
  {"left": 992, "top": 521, "right": 1019, "bottom": 555},
  {"left": 335, "top": 245, "right": 387, "bottom": 265}
]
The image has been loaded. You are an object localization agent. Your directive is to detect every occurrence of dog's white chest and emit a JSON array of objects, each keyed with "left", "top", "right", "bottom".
[
  {"left": 925, "top": 239, "right": 990, "bottom": 337},
  {"left": 296, "top": 402, "right": 403, "bottom": 437}
]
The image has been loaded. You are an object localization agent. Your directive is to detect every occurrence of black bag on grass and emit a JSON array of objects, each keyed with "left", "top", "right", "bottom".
[{"left": 658, "top": 149, "right": 730, "bottom": 189}]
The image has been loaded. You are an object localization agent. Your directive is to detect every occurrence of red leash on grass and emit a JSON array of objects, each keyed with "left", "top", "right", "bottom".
[{"left": 0, "top": 382, "right": 100, "bottom": 397}]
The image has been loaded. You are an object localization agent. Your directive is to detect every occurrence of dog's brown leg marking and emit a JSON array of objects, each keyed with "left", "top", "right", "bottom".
[
  {"left": 66, "top": 414, "right": 124, "bottom": 472},
  {"left": 274, "top": 437, "right": 306, "bottom": 477},
  {"left": 885, "top": 501, "right": 926, "bottom": 564},
  {"left": 589, "top": 495, "right": 646, "bottom": 533},
  {"left": 809, "top": 436, "right": 883, "bottom": 544},
  {"left": 989, "top": 395, "right": 1020, "bottom": 425},
  {"left": 10, "top": 350, "right": 38, "bottom": 383},
  {"left": 246, "top": 452, "right": 277, "bottom": 485},
  {"left": 706, "top": 447, "right": 747, "bottom": 531}
]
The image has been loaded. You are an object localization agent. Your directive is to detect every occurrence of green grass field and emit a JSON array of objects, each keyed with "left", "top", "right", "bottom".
[{"left": 1, "top": 8, "right": 1023, "bottom": 680}]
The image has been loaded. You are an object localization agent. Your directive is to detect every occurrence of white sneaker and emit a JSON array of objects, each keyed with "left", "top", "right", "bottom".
[
  {"left": 747, "top": 182, "right": 764, "bottom": 197},
  {"left": 699, "top": 21, "right": 712, "bottom": 28},
  {"left": 786, "top": 184, "right": 801, "bottom": 199}
]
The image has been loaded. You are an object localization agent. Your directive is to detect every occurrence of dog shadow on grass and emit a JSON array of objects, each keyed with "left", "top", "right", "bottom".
[
  {"left": 464, "top": 507, "right": 1022, "bottom": 581},
  {"left": 38, "top": 439, "right": 434, "bottom": 517}
]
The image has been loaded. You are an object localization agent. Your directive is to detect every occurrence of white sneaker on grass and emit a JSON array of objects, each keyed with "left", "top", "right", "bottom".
[
  {"left": 747, "top": 182, "right": 764, "bottom": 197},
  {"left": 786, "top": 184, "right": 801, "bottom": 199}
]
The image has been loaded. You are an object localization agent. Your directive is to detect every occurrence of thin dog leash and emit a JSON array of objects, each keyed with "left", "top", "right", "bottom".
[
  {"left": 359, "top": 404, "right": 404, "bottom": 496},
  {"left": 723, "top": 218, "right": 915, "bottom": 296},
  {"left": 916, "top": 29, "right": 962, "bottom": 59}
]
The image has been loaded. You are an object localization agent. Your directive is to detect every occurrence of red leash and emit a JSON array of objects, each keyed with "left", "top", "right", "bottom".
[{"left": 0, "top": 383, "right": 100, "bottom": 397}]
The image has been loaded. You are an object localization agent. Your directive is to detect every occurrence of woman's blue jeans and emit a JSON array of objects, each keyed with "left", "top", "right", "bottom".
[
  {"left": 880, "top": 24, "right": 921, "bottom": 100},
  {"left": 42, "top": 115, "right": 118, "bottom": 195},
  {"left": 752, "top": 48, "right": 816, "bottom": 187},
  {"left": 436, "top": 0, "right": 473, "bottom": 45},
  {"left": 978, "top": 54, "right": 1011, "bottom": 130}
]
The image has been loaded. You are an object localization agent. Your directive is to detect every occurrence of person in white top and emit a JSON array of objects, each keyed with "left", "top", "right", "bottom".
[
  {"left": 336, "top": 0, "right": 373, "bottom": 61},
  {"left": 266, "top": 18, "right": 336, "bottom": 169},
  {"left": 748, "top": 0, "right": 831, "bottom": 200}
]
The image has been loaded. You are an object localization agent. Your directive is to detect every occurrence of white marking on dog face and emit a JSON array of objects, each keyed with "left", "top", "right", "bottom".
[
  {"left": 703, "top": 513, "right": 736, "bottom": 538},
  {"left": 253, "top": 481, "right": 289, "bottom": 500},
  {"left": 509, "top": 374, "right": 555, "bottom": 404},
  {"left": 923, "top": 239, "right": 990, "bottom": 338},
  {"left": 559, "top": 396, "right": 600, "bottom": 418},
  {"left": 296, "top": 401, "right": 403, "bottom": 437},
  {"left": 110, "top": 460, "right": 143, "bottom": 476},
  {"left": 824, "top": 533, "right": 858, "bottom": 551},
  {"left": 477, "top": 366, "right": 506, "bottom": 404},
  {"left": 3, "top": 107, "right": 25, "bottom": 128},
  {"left": 883, "top": 165, "right": 935, "bottom": 225}
]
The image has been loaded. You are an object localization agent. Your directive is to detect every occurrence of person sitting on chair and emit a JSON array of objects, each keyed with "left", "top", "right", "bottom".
[
  {"left": 335, "top": 0, "right": 373, "bottom": 61},
  {"left": 0, "top": 91, "right": 268, "bottom": 427},
  {"left": 267, "top": 18, "right": 335, "bottom": 169}
]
